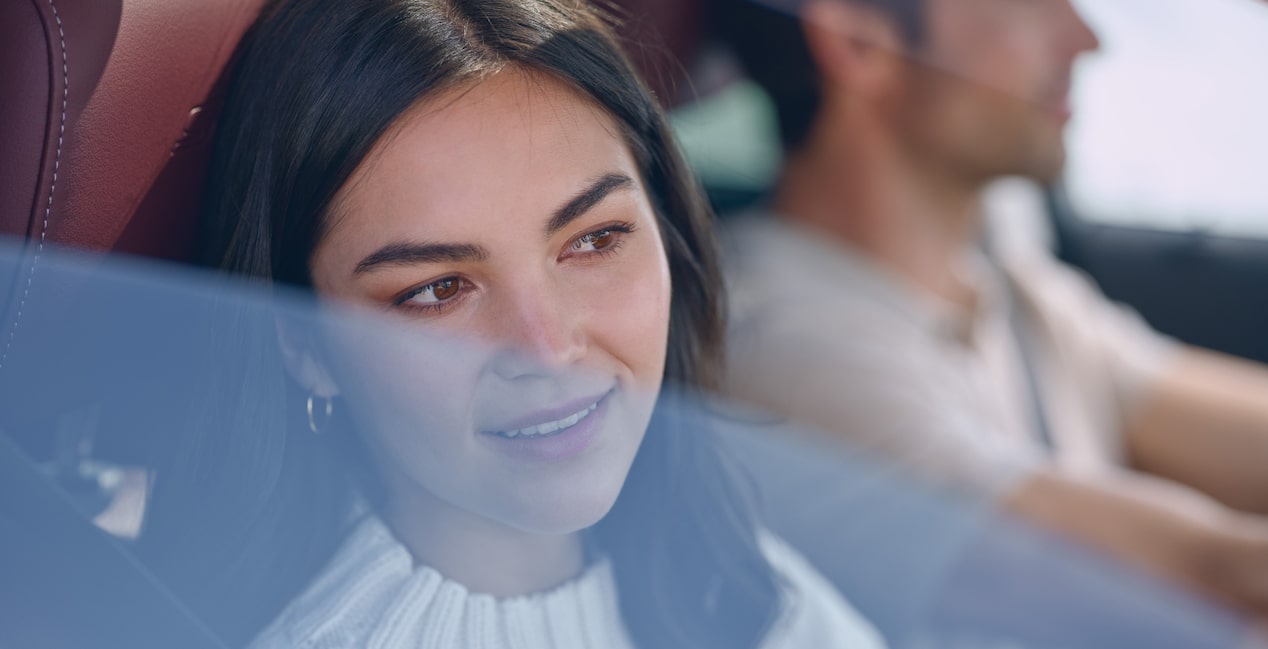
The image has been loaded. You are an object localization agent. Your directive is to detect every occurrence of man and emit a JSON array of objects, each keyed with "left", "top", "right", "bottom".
[{"left": 714, "top": 0, "right": 1268, "bottom": 617}]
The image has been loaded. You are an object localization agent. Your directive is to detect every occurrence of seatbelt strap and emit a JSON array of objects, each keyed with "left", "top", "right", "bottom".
[{"left": 1001, "top": 271, "right": 1057, "bottom": 453}]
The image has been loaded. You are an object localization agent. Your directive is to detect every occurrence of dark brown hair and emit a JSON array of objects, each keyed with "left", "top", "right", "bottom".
[
  {"left": 713, "top": 0, "right": 926, "bottom": 149},
  {"left": 140, "top": 1, "right": 781, "bottom": 647}
]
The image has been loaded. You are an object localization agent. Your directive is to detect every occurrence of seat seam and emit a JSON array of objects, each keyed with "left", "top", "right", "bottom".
[{"left": 0, "top": 0, "right": 67, "bottom": 372}]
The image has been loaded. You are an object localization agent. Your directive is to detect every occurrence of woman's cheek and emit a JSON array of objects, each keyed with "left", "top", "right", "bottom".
[
  {"left": 320, "top": 313, "right": 487, "bottom": 447},
  {"left": 579, "top": 246, "right": 672, "bottom": 392}
]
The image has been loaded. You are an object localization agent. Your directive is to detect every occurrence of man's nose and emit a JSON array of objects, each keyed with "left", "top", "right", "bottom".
[{"left": 1060, "top": 0, "right": 1102, "bottom": 57}]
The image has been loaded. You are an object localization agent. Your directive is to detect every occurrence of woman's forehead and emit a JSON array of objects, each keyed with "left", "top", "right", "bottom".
[
  {"left": 357, "top": 71, "right": 626, "bottom": 180},
  {"left": 316, "top": 70, "right": 647, "bottom": 264}
]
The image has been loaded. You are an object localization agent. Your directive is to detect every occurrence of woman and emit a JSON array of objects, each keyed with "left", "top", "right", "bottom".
[{"left": 139, "top": 0, "right": 885, "bottom": 647}]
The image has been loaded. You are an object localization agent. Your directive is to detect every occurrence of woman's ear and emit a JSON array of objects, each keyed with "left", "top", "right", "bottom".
[
  {"left": 276, "top": 320, "right": 341, "bottom": 398},
  {"left": 800, "top": 0, "right": 905, "bottom": 95}
]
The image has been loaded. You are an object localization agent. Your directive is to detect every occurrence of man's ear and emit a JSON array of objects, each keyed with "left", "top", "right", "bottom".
[
  {"left": 276, "top": 320, "right": 340, "bottom": 399},
  {"left": 800, "top": 0, "right": 905, "bottom": 94}
]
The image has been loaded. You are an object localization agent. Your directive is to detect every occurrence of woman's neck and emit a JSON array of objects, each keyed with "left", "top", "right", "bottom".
[{"left": 381, "top": 490, "right": 586, "bottom": 598}]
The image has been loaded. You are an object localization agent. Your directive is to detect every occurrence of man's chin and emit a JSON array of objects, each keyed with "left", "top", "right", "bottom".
[
  {"left": 1013, "top": 137, "right": 1068, "bottom": 186},
  {"left": 1019, "top": 162, "right": 1066, "bottom": 187}
]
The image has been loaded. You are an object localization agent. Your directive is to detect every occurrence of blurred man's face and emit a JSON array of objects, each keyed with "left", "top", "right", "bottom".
[{"left": 890, "top": 0, "right": 1099, "bottom": 184}]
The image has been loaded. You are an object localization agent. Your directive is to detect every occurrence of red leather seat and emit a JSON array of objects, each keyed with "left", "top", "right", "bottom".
[
  {"left": 0, "top": 0, "right": 264, "bottom": 258},
  {"left": 1, "top": 0, "right": 265, "bottom": 386},
  {"left": 0, "top": 5, "right": 266, "bottom": 645},
  {"left": 0, "top": 0, "right": 266, "bottom": 453}
]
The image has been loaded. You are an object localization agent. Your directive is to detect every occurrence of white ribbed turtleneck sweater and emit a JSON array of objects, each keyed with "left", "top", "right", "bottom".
[{"left": 249, "top": 516, "right": 886, "bottom": 649}]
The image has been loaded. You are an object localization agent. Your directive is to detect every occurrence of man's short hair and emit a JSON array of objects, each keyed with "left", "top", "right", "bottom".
[{"left": 713, "top": 0, "right": 925, "bottom": 150}]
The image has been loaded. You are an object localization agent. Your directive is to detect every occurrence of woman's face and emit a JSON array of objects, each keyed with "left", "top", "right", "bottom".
[{"left": 308, "top": 71, "right": 672, "bottom": 537}]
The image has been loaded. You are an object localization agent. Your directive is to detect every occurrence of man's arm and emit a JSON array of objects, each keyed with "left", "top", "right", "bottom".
[
  {"left": 725, "top": 313, "right": 1268, "bottom": 617},
  {"left": 1125, "top": 348, "right": 1268, "bottom": 515},
  {"left": 1007, "top": 468, "right": 1268, "bottom": 616}
]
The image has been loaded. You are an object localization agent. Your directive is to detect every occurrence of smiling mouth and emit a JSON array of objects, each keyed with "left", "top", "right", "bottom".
[{"left": 490, "top": 399, "right": 602, "bottom": 439}]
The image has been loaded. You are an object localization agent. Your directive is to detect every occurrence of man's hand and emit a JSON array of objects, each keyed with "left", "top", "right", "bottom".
[{"left": 1213, "top": 518, "right": 1268, "bottom": 614}]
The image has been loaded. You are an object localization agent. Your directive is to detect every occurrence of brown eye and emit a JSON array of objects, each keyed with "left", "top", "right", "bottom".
[
  {"left": 431, "top": 278, "right": 460, "bottom": 300},
  {"left": 573, "top": 229, "right": 615, "bottom": 252},
  {"left": 588, "top": 230, "right": 615, "bottom": 250},
  {"left": 402, "top": 277, "right": 462, "bottom": 307}
]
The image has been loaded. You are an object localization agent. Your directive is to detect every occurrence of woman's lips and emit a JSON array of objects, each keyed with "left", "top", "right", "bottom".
[
  {"left": 489, "top": 400, "right": 599, "bottom": 439},
  {"left": 483, "top": 389, "right": 612, "bottom": 434},
  {"left": 481, "top": 390, "right": 614, "bottom": 462}
]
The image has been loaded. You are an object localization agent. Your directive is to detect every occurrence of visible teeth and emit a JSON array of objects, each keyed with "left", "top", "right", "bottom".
[{"left": 496, "top": 401, "right": 599, "bottom": 439}]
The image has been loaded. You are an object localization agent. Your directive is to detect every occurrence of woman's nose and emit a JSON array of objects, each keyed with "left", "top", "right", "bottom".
[{"left": 487, "top": 281, "right": 587, "bottom": 380}]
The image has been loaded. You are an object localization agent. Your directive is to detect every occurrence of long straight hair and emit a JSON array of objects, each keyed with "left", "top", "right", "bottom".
[{"left": 139, "top": 1, "right": 782, "bottom": 647}]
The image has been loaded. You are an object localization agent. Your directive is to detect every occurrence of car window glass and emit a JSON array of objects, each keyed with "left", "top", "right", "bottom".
[{"left": 1064, "top": 0, "right": 1268, "bottom": 237}]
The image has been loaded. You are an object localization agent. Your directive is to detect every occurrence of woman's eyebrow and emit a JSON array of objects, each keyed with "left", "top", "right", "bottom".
[
  {"left": 354, "top": 242, "right": 488, "bottom": 274},
  {"left": 545, "top": 173, "right": 634, "bottom": 236},
  {"left": 352, "top": 173, "right": 632, "bottom": 275}
]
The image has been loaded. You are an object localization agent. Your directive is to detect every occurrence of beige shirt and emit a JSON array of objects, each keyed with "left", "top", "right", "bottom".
[{"left": 720, "top": 181, "right": 1179, "bottom": 497}]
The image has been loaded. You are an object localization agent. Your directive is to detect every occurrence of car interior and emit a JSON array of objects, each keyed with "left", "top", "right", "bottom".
[
  {"left": 2, "top": 0, "right": 1265, "bottom": 646},
  {"left": 1, "top": 1, "right": 262, "bottom": 646}
]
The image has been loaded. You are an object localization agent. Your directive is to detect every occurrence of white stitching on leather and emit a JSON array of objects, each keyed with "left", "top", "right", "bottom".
[{"left": 0, "top": 0, "right": 67, "bottom": 371}]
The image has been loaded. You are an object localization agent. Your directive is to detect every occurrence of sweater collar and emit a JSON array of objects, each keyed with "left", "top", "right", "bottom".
[{"left": 252, "top": 516, "right": 634, "bottom": 649}]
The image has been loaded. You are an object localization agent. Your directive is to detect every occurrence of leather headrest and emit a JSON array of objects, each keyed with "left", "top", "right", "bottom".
[
  {"left": 0, "top": 0, "right": 266, "bottom": 259},
  {"left": 0, "top": 0, "right": 266, "bottom": 454}
]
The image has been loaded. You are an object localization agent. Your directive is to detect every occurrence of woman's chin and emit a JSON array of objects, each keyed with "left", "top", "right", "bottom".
[{"left": 498, "top": 470, "right": 628, "bottom": 536}]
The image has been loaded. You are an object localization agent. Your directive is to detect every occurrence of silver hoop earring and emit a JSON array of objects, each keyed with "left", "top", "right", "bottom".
[{"left": 307, "top": 395, "right": 333, "bottom": 435}]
